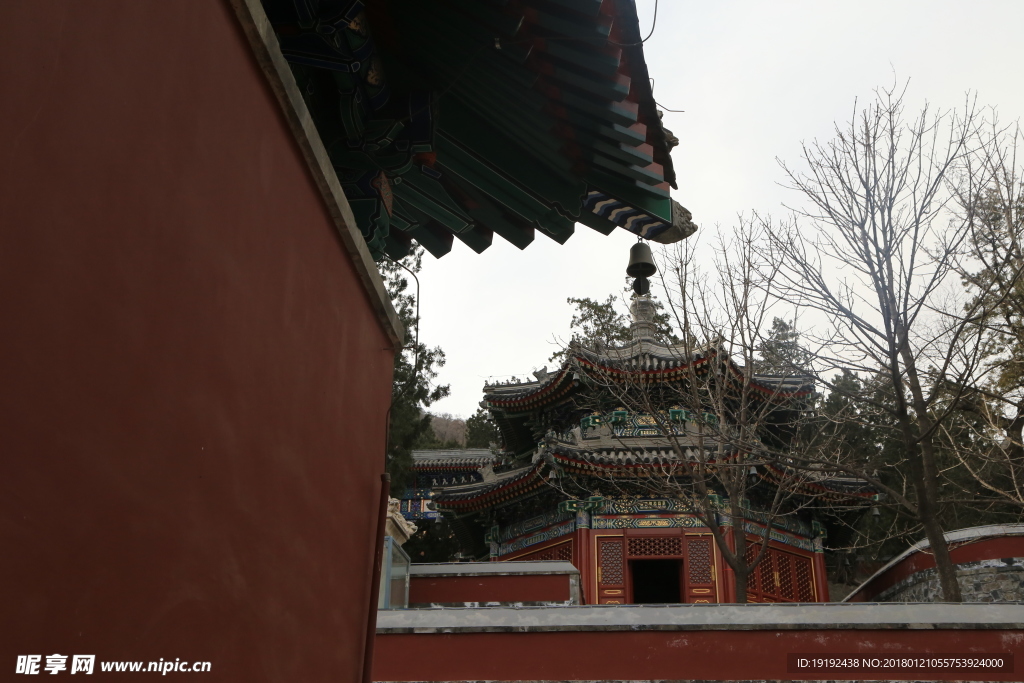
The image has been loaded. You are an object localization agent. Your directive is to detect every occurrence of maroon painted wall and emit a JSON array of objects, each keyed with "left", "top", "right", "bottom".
[
  {"left": 0, "top": 2, "right": 395, "bottom": 681},
  {"left": 409, "top": 574, "right": 571, "bottom": 605},
  {"left": 375, "top": 630, "right": 1024, "bottom": 681}
]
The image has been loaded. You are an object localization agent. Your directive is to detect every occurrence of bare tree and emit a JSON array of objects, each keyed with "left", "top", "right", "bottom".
[
  {"left": 428, "top": 413, "right": 468, "bottom": 446},
  {"left": 945, "top": 119, "right": 1024, "bottom": 509},
  {"left": 768, "top": 83, "right": 1010, "bottom": 601}
]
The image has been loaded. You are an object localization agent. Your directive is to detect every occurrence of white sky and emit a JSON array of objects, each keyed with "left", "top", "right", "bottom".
[{"left": 416, "top": 0, "right": 1024, "bottom": 418}]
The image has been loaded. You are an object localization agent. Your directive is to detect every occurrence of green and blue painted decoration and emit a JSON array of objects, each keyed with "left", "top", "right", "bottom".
[{"left": 263, "top": 0, "right": 694, "bottom": 260}]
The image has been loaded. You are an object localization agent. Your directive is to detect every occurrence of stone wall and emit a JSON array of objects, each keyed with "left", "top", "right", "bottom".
[{"left": 873, "top": 557, "right": 1024, "bottom": 603}]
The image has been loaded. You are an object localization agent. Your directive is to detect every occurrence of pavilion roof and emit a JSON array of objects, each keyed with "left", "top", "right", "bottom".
[
  {"left": 484, "top": 366, "right": 578, "bottom": 412},
  {"left": 571, "top": 340, "right": 813, "bottom": 396},
  {"left": 760, "top": 463, "right": 879, "bottom": 504},
  {"left": 549, "top": 440, "right": 716, "bottom": 470},
  {"left": 261, "top": 0, "right": 695, "bottom": 259},
  {"left": 482, "top": 341, "right": 814, "bottom": 416},
  {"left": 411, "top": 448, "right": 496, "bottom": 470},
  {"left": 431, "top": 440, "right": 876, "bottom": 512},
  {"left": 432, "top": 460, "right": 547, "bottom": 512}
]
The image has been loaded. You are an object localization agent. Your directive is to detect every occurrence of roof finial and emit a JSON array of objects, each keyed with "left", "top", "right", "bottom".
[{"left": 629, "top": 295, "right": 658, "bottom": 341}]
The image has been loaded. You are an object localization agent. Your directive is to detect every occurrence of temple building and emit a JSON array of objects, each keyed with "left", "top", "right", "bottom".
[{"left": 405, "top": 257, "right": 874, "bottom": 604}]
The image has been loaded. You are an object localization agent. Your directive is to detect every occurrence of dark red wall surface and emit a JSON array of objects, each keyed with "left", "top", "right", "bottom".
[
  {"left": 409, "top": 574, "right": 571, "bottom": 605},
  {"left": 376, "top": 630, "right": 1024, "bottom": 681},
  {"left": 0, "top": 2, "right": 395, "bottom": 680}
]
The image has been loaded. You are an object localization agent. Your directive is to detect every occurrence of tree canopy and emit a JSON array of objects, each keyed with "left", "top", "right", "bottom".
[
  {"left": 769, "top": 84, "right": 1021, "bottom": 600},
  {"left": 378, "top": 247, "right": 450, "bottom": 495},
  {"left": 549, "top": 293, "right": 677, "bottom": 363},
  {"left": 465, "top": 407, "right": 499, "bottom": 449},
  {"left": 756, "top": 318, "right": 813, "bottom": 375}
]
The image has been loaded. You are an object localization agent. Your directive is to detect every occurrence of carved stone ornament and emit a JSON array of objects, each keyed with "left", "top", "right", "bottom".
[{"left": 385, "top": 497, "right": 417, "bottom": 545}]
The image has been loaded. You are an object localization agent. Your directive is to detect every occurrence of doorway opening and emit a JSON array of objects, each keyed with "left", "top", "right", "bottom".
[{"left": 630, "top": 559, "right": 682, "bottom": 603}]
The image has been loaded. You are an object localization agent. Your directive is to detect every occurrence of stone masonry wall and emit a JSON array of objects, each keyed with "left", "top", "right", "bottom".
[{"left": 873, "top": 556, "right": 1024, "bottom": 603}]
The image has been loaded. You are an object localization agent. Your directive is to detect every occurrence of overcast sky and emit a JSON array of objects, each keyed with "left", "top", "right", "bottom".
[{"left": 414, "top": 0, "right": 1024, "bottom": 419}]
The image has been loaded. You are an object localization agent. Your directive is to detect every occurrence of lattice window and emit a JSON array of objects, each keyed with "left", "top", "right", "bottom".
[
  {"left": 555, "top": 543, "right": 573, "bottom": 562},
  {"left": 744, "top": 544, "right": 817, "bottom": 603},
  {"left": 776, "top": 552, "right": 793, "bottom": 600},
  {"left": 687, "top": 538, "right": 712, "bottom": 584},
  {"left": 627, "top": 536, "right": 682, "bottom": 557},
  {"left": 512, "top": 541, "right": 572, "bottom": 563},
  {"left": 513, "top": 547, "right": 551, "bottom": 561},
  {"left": 755, "top": 548, "right": 776, "bottom": 595},
  {"left": 794, "top": 555, "right": 815, "bottom": 602},
  {"left": 767, "top": 552, "right": 781, "bottom": 595},
  {"left": 598, "top": 539, "right": 624, "bottom": 585},
  {"left": 744, "top": 543, "right": 761, "bottom": 593}
]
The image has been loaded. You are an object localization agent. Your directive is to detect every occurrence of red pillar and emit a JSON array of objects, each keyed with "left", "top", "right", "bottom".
[
  {"left": 813, "top": 550, "right": 831, "bottom": 602},
  {"left": 722, "top": 526, "right": 738, "bottom": 603},
  {"left": 575, "top": 522, "right": 593, "bottom": 604}
]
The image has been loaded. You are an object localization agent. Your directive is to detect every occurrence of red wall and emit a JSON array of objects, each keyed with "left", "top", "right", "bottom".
[
  {"left": 409, "top": 574, "right": 571, "bottom": 605},
  {"left": 0, "top": 2, "right": 395, "bottom": 681},
  {"left": 847, "top": 535, "right": 1024, "bottom": 602},
  {"left": 376, "top": 630, "right": 1024, "bottom": 681}
]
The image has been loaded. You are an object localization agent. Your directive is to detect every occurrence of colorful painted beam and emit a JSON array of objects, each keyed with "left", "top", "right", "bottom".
[{"left": 262, "top": 0, "right": 693, "bottom": 259}]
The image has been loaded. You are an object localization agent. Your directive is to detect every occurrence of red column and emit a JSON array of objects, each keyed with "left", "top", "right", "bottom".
[
  {"left": 711, "top": 530, "right": 729, "bottom": 604},
  {"left": 813, "top": 550, "right": 831, "bottom": 602},
  {"left": 721, "top": 525, "right": 738, "bottom": 603},
  {"left": 575, "top": 524, "right": 593, "bottom": 604}
]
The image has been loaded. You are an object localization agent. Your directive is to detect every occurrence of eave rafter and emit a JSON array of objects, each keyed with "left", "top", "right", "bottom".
[
  {"left": 483, "top": 348, "right": 813, "bottom": 426},
  {"left": 429, "top": 440, "right": 877, "bottom": 513},
  {"left": 262, "top": 0, "right": 695, "bottom": 260}
]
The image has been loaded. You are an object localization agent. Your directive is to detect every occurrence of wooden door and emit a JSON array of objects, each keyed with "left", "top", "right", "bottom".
[
  {"left": 684, "top": 534, "right": 716, "bottom": 603},
  {"left": 745, "top": 542, "right": 817, "bottom": 602},
  {"left": 596, "top": 537, "right": 625, "bottom": 604}
]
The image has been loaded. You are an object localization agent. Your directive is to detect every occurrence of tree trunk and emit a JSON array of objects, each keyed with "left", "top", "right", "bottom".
[
  {"left": 913, "top": 439, "right": 963, "bottom": 602},
  {"left": 727, "top": 514, "right": 750, "bottom": 603},
  {"left": 733, "top": 566, "right": 749, "bottom": 603},
  {"left": 919, "top": 507, "right": 963, "bottom": 602},
  {"left": 902, "top": 349, "right": 963, "bottom": 602}
]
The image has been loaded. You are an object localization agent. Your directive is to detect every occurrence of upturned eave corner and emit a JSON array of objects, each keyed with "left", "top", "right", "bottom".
[{"left": 228, "top": 0, "right": 405, "bottom": 349}]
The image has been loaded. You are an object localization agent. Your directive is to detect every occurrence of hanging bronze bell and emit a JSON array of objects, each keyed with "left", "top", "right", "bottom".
[{"left": 626, "top": 241, "right": 657, "bottom": 278}]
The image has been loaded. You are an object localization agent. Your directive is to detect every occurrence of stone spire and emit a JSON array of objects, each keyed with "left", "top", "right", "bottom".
[{"left": 629, "top": 295, "right": 658, "bottom": 341}]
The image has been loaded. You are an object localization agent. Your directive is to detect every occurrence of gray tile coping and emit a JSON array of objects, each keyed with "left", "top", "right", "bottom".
[
  {"left": 376, "top": 602, "right": 1024, "bottom": 633},
  {"left": 409, "top": 561, "right": 579, "bottom": 577}
]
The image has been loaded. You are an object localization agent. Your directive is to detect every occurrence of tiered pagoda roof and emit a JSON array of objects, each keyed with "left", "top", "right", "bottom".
[
  {"left": 761, "top": 463, "right": 879, "bottom": 505},
  {"left": 412, "top": 448, "right": 495, "bottom": 470},
  {"left": 486, "top": 340, "right": 814, "bottom": 406},
  {"left": 429, "top": 443, "right": 876, "bottom": 514},
  {"left": 427, "top": 297, "right": 875, "bottom": 514},
  {"left": 261, "top": 0, "right": 696, "bottom": 259},
  {"left": 549, "top": 441, "right": 716, "bottom": 470},
  {"left": 482, "top": 325, "right": 815, "bottom": 457},
  {"left": 429, "top": 460, "right": 548, "bottom": 513}
]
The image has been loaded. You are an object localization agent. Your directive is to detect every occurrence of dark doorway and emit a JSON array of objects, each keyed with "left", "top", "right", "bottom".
[{"left": 630, "top": 559, "right": 682, "bottom": 603}]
